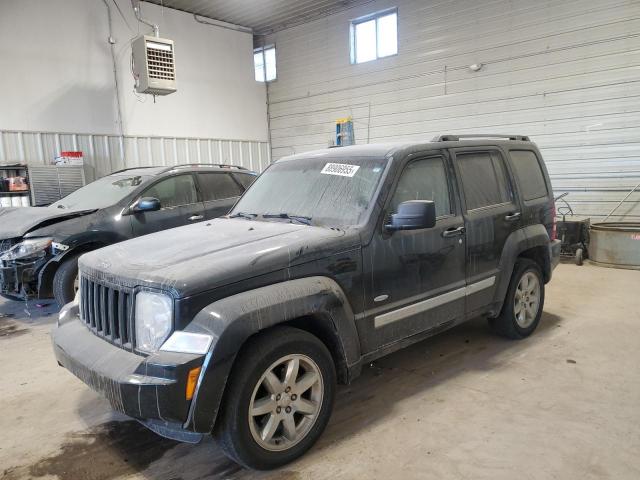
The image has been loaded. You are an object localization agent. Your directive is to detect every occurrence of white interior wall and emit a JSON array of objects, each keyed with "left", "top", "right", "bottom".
[
  {"left": 265, "top": 0, "right": 640, "bottom": 220},
  {"left": 0, "top": 0, "right": 268, "bottom": 148}
]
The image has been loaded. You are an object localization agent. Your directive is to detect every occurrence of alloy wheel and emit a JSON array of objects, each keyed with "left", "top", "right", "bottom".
[
  {"left": 514, "top": 271, "right": 541, "bottom": 328},
  {"left": 248, "top": 354, "right": 323, "bottom": 452}
]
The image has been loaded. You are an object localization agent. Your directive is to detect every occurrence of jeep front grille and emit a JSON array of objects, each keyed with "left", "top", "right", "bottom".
[{"left": 79, "top": 276, "right": 134, "bottom": 349}]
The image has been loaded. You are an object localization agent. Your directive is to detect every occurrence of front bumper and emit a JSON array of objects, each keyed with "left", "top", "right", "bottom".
[
  {"left": 0, "top": 259, "right": 39, "bottom": 299},
  {"left": 52, "top": 307, "right": 205, "bottom": 437}
]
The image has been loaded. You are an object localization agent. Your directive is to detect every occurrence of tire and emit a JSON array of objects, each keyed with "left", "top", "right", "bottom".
[
  {"left": 489, "top": 259, "right": 545, "bottom": 339},
  {"left": 214, "top": 326, "right": 336, "bottom": 470},
  {"left": 53, "top": 253, "right": 81, "bottom": 306},
  {"left": 575, "top": 248, "right": 584, "bottom": 266}
]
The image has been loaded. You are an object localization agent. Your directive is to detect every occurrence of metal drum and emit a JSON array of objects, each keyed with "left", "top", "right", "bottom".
[{"left": 589, "top": 223, "right": 640, "bottom": 269}]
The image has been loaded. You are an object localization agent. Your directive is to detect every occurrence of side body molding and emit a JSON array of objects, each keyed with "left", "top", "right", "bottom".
[
  {"left": 184, "top": 276, "right": 360, "bottom": 433},
  {"left": 490, "top": 224, "right": 551, "bottom": 316}
]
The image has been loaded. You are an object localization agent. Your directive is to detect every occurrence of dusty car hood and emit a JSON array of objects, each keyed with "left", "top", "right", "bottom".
[
  {"left": 79, "top": 218, "right": 357, "bottom": 297},
  {"left": 0, "top": 207, "right": 97, "bottom": 239}
]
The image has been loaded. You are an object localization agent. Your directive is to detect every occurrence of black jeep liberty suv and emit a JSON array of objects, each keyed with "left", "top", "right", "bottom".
[{"left": 53, "top": 134, "right": 561, "bottom": 469}]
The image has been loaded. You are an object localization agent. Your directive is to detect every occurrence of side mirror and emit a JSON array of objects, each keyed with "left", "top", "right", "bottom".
[
  {"left": 133, "top": 197, "right": 161, "bottom": 213},
  {"left": 386, "top": 200, "right": 436, "bottom": 231}
]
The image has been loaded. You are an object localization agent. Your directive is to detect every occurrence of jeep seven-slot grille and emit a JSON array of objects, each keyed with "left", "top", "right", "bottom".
[{"left": 79, "top": 276, "right": 133, "bottom": 348}]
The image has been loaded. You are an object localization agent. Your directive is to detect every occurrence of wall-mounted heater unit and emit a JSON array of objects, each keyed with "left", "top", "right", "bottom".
[{"left": 132, "top": 35, "right": 177, "bottom": 96}]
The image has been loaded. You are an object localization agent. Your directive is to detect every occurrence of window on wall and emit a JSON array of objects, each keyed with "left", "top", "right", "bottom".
[
  {"left": 254, "top": 46, "right": 276, "bottom": 82},
  {"left": 350, "top": 9, "right": 398, "bottom": 64}
]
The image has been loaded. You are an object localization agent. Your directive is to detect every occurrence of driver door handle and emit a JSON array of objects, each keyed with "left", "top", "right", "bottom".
[
  {"left": 188, "top": 214, "right": 204, "bottom": 221},
  {"left": 442, "top": 226, "right": 465, "bottom": 238},
  {"left": 505, "top": 212, "right": 521, "bottom": 222}
]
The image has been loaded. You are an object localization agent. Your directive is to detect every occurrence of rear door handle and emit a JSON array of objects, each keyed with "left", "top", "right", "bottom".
[
  {"left": 442, "top": 226, "right": 465, "bottom": 238},
  {"left": 505, "top": 212, "right": 521, "bottom": 222},
  {"left": 188, "top": 214, "right": 204, "bottom": 221}
]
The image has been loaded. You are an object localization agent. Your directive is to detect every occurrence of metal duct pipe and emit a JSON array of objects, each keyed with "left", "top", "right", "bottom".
[{"left": 131, "top": 0, "right": 159, "bottom": 37}]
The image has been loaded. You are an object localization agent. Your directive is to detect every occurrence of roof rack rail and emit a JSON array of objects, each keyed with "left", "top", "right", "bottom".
[
  {"left": 110, "top": 166, "right": 160, "bottom": 175},
  {"left": 162, "top": 163, "right": 249, "bottom": 173},
  {"left": 432, "top": 134, "right": 530, "bottom": 142}
]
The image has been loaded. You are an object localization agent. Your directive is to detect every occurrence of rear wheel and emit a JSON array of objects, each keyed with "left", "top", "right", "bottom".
[
  {"left": 490, "top": 259, "right": 545, "bottom": 339},
  {"left": 214, "top": 326, "right": 336, "bottom": 470},
  {"left": 53, "top": 254, "right": 81, "bottom": 306}
]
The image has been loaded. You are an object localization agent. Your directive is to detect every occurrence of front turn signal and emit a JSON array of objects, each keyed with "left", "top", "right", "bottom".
[{"left": 186, "top": 367, "right": 202, "bottom": 401}]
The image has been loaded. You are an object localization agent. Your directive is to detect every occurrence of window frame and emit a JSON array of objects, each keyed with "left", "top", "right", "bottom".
[
  {"left": 453, "top": 149, "right": 515, "bottom": 213},
  {"left": 350, "top": 7, "right": 398, "bottom": 65},
  {"left": 136, "top": 173, "right": 200, "bottom": 210},
  {"left": 253, "top": 45, "right": 276, "bottom": 83}
]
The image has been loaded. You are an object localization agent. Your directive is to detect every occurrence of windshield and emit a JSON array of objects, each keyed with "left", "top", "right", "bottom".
[
  {"left": 231, "top": 156, "right": 388, "bottom": 227},
  {"left": 50, "top": 174, "right": 150, "bottom": 210}
]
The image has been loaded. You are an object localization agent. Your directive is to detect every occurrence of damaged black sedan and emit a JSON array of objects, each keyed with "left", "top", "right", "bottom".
[{"left": 0, "top": 164, "right": 255, "bottom": 305}]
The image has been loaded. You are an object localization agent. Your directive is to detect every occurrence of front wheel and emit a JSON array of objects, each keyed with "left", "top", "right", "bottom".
[
  {"left": 214, "top": 326, "right": 336, "bottom": 470},
  {"left": 53, "top": 253, "right": 81, "bottom": 306},
  {"left": 489, "top": 259, "right": 545, "bottom": 339}
]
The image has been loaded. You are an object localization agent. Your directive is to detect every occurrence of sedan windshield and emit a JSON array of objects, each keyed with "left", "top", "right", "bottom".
[
  {"left": 50, "top": 174, "right": 149, "bottom": 210},
  {"left": 231, "top": 156, "right": 388, "bottom": 227}
]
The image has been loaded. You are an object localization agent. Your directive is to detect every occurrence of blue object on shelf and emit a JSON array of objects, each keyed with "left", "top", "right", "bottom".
[{"left": 336, "top": 117, "right": 355, "bottom": 146}]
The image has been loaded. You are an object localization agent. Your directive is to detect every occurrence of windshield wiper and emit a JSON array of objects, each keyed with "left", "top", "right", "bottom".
[
  {"left": 229, "top": 211, "right": 257, "bottom": 220},
  {"left": 262, "top": 213, "right": 312, "bottom": 225}
]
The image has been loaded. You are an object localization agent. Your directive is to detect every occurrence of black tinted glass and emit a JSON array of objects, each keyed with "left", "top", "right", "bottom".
[
  {"left": 390, "top": 157, "right": 451, "bottom": 217},
  {"left": 198, "top": 173, "right": 242, "bottom": 201},
  {"left": 510, "top": 150, "right": 548, "bottom": 200},
  {"left": 457, "top": 152, "right": 511, "bottom": 210},
  {"left": 233, "top": 173, "right": 257, "bottom": 190}
]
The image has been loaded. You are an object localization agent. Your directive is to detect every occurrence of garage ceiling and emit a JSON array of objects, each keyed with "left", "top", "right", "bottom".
[{"left": 144, "top": 0, "right": 374, "bottom": 35}]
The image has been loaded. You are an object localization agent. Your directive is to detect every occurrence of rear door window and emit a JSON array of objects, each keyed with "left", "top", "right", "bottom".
[
  {"left": 509, "top": 150, "right": 549, "bottom": 200},
  {"left": 233, "top": 173, "right": 257, "bottom": 190},
  {"left": 456, "top": 151, "right": 512, "bottom": 210},
  {"left": 197, "top": 173, "right": 243, "bottom": 201}
]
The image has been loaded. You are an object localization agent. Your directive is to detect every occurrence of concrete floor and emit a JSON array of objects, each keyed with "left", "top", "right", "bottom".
[{"left": 1, "top": 263, "right": 639, "bottom": 480}]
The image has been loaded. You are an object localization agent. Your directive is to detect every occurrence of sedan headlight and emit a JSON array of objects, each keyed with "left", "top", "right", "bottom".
[
  {"left": 0, "top": 237, "right": 53, "bottom": 261},
  {"left": 135, "top": 291, "right": 173, "bottom": 353}
]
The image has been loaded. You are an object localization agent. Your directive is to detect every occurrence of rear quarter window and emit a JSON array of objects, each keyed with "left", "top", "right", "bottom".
[{"left": 509, "top": 150, "right": 549, "bottom": 201}]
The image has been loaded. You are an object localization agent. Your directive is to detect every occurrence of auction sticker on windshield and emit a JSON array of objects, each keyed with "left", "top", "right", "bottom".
[{"left": 321, "top": 163, "right": 360, "bottom": 177}]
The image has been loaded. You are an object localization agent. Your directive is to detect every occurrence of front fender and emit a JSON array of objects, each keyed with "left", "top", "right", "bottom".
[{"left": 183, "top": 276, "right": 359, "bottom": 433}]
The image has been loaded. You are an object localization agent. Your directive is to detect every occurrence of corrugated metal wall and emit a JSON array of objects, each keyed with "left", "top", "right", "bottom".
[
  {"left": 0, "top": 130, "right": 271, "bottom": 182},
  {"left": 265, "top": 0, "right": 640, "bottom": 221}
]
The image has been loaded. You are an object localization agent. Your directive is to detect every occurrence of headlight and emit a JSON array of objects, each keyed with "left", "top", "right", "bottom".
[
  {"left": 135, "top": 291, "right": 173, "bottom": 353},
  {"left": 0, "top": 237, "right": 53, "bottom": 261}
]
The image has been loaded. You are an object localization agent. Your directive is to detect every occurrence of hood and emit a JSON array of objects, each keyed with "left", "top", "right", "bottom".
[
  {"left": 79, "top": 218, "right": 358, "bottom": 297},
  {"left": 0, "top": 207, "right": 97, "bottom": 239}
]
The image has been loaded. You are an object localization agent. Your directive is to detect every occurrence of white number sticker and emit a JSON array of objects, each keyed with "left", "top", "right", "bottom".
[{"left": 320, "top": 163, "right": 360, "bottom": 177}]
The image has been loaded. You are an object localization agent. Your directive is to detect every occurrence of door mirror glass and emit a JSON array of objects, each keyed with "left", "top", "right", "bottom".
[
  {"left": 133, "top": 197, "right": 161, "bottom": 213},
  {"left": 386, "top": 200, "right": 436, "bottom": 231}
]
